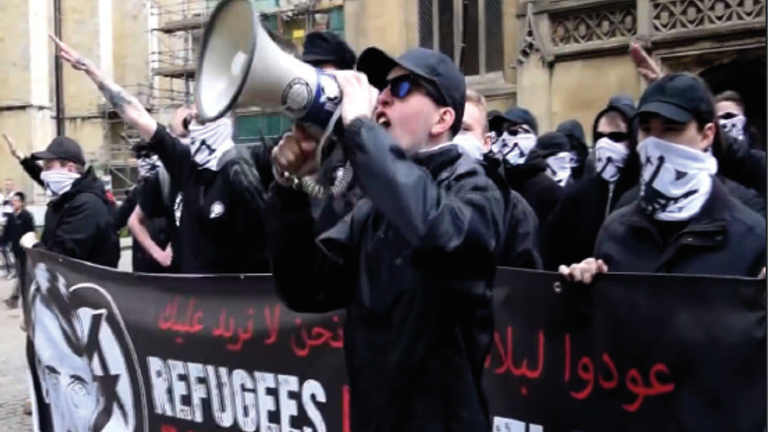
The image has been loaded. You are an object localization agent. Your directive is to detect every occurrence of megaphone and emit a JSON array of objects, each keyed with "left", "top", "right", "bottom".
[
  {"left": 195, "top": 0, "right": 350, "bottom": 197},
  {"left": 196, "top": 0, "right": 342, "bottom": 135}
]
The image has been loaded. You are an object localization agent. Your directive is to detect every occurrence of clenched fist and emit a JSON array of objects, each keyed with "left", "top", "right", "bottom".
[{"left": 271, "top": 124, "right": 319, "bottom": 177}]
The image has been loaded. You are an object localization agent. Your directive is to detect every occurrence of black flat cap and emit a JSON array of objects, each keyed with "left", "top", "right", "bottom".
[
  {"left": 31, "top": 136, "right": 86, "bottom": 166},
  {"left": 489, "top": 107, "right": 539, "bottom": 135},
  {"left": 636, "top": 73, "right": 715, "bottom": 124}
]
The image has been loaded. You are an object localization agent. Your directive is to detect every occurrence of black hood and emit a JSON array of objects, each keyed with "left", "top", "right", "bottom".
[
  {"left": 525, "top": 132, "right": 571, "bottom": 166},
  {"left": 591, "top": 94, "right": 641, "bottom": 194},
  {"left": 557, "top": 120, "right": 587, "bottom": 153},
  {"left": 557, "top": 119, "right": 589, "bottom": 174}
]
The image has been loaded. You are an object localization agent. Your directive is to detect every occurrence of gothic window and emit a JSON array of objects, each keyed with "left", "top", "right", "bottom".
[{"left": 418, "top": 0, "right": 504, "bottom": 76}]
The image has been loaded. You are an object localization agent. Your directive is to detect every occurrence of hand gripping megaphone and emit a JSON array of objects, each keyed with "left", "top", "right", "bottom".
[{"left": 195, "top": 0, "right": 351, "bottom": 197}]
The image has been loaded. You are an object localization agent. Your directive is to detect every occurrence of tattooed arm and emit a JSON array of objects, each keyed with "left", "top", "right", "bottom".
[{"left": 50, "top": 35, "right": 158, "bottom": 141}]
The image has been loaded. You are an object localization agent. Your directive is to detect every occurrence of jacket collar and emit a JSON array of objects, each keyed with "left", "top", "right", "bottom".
[{"left": 411, "top": 143, "right": 463, "bottom": 178}]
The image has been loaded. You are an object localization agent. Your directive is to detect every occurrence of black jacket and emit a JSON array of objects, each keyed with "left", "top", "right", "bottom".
[
  {"left": 40, "top": 168, "right": 120, "bottom": 268},
  {"left": 542, "top": 174, "right": 633, "bottom": 270},
  {"left": 504, "top": 162, "right": 563, "bottom": 227},
  {"left": 482, "top": 155, "right": 542, "bottom": 269},
  {"left": 265, "top": 118, "right": 504, "bottom": 432},
  {"left": 147, "top": 124, "right": 268, "bottom": 274},
  {"left": 596, "top": 177, "right": 765, "bottom": 277},
  {"left": 1, "top": 209, "right": 35, "bottom": 258}
]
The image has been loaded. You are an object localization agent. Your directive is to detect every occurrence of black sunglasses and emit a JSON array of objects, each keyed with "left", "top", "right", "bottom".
[
  {"left": 594, "top": 131, "right": 630, "bottom": 143},
  {"left": 386, "top": 74, "right": 446, "bottom": 105}
]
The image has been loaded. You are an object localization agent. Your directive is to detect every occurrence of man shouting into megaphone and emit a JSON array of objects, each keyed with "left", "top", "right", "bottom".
[
  {"left": 50, "top": 35, "right": 269, "bottom": 275},
  {"left": 266, "top": 47, "right": 504, "bottom": 432}
]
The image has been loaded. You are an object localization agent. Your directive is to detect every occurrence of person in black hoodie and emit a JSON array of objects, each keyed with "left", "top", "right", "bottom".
[
  {"left": 12, "top": 136, "right": 120, "bottom": 268},
  {"left": 488, "top": 109, "right": 564, "bottom": 225},
  {"left": 556, "top": 119, "right": 595, "bottom": 182},
  {"left": 2, "top": 192, "right": 35, "bottom": 308},
  {"left": 560, "top": 73, "right": 765, "bottom": 282},
  {"left": 541, "top": 95, "right": 640, "bottom": 270}
]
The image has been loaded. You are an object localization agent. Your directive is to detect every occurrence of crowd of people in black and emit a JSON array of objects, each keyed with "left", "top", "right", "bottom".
[{"left": 0, "top": 29, "right": 764, "bottom": 431}]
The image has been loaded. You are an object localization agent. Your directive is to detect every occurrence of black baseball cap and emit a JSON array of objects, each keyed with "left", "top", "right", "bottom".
[
  {"left": 31, "top": 136, "right": 86, "bottom": 166},
  {"left": 488, "top": 107, "right": 539, "bottom": 135},
  {"left": 357, "top": 47, "right": 466, "bottom": 136},
  {"left": 302, "top": 31, "right": 357, "bottom": 70},
  {"left": 636, "top": 73, "right": 715, "bottom": 124}
]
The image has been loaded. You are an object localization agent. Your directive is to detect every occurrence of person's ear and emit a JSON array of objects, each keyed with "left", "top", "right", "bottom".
[
  {"left": 483, "top": 133, "right": 493, "bottom": 152},
  {"left": 430, "top": 107, "right": 455, "bottom": 137},
  {"left": 701, "top": 122, "right": 716, "bottom": 151}
]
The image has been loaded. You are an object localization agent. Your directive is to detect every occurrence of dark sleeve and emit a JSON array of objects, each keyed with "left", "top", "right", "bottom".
[
  {"left": 264, "top": 183, "right": 353, "bottom": 313},
  {"left": 146, "top": 124, "right": 194, "bottom": 186},
  {"left": 228, "top": 156, "right": 266, "bottom": 216},
  {"left": 722, "top": 178, "right": 766, "bottom": 219},
  {"left": 716, "top": 134, "right": 767, "bottom": 196},
  {"left": 501, "top": 191, "right": 543, "bottom": 270},
  {"left": 114, "top": 187, "right": 140, "bottom": 231},
  {"left": 20, "top": 157, "right": 44, "bottom": 187},
  {"left": 138, "top": 174, "right": 164, "bottom": 219},
  {"left": 341, "top": 118, "right": 504, "bottom": 254},
  {"left": 541, "top": 195, "right": 582, "bottom": 271},
  {"left": 46, "top": 195, "right": 108, "bottom": 261}
]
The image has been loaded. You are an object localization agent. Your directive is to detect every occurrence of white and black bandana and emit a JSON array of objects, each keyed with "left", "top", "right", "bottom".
[
  {"left": 187, "top": 118, "right": 235, "bottom": 171},
  {"left": 492, "top": 132, "right": 537, "bottom": 165},
  {"left": 719, "top": 115, "right": 746, "bottom": 141},
  {"left": 638, "top": 137, "right": 718, "bottom": 221},
  {"left": 594, "top": 137, "right": 630, "bottom": 183},
  {"left": 545, "top": 151, "right": 573, "bottom": 187},
  {"left": 137, "top": 155, "right": 161, "bottom": 178}
]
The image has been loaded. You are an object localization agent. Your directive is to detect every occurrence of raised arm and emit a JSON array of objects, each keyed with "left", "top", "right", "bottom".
[
  {"left": 49, "top": 35, "right": 157, "bottom": 141},
  {"left": 3, "top": 133, "right": 43, "bottom": 187}
]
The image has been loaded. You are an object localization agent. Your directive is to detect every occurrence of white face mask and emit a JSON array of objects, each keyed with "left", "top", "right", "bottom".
[
  {"left": 454, "top": 133, "right": 486, "bottom": 160},
  {"left": 187, "top": 118, "right": 235, "bottom": 171},
  {"left": 719, "top": 115, "right": 746, "bottom": 141},
  {"left": 595, "top": 137, "right": 630, "bottom": 183},
  {"left": 492, "top": 132, "right": 537, "bottom": 165},
  {"left": 545, "top": 151, "right": 573, "bottom": 187},
  {"left": 137, "top": 155, "right": 161, "bottom": 178},
  {"left": 638, "top": 137, "right": 718, "bottom": 221},
  {"left": 40, "top": 170, "right": 81, "bottom": 197}
]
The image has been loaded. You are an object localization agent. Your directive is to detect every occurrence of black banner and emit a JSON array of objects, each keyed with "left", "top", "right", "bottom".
[{"left": 22, "top": 249, "right": 765, "bottom": 432}]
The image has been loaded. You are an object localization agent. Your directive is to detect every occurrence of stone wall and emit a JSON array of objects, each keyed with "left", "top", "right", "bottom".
[{"left": 513, "top": 0, "right": 766, "bottom": 142}]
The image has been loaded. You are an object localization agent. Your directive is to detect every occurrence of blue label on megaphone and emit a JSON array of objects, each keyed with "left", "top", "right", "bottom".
[{"left": 299, "top": 70, "right": 343, "bottom": 135}]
